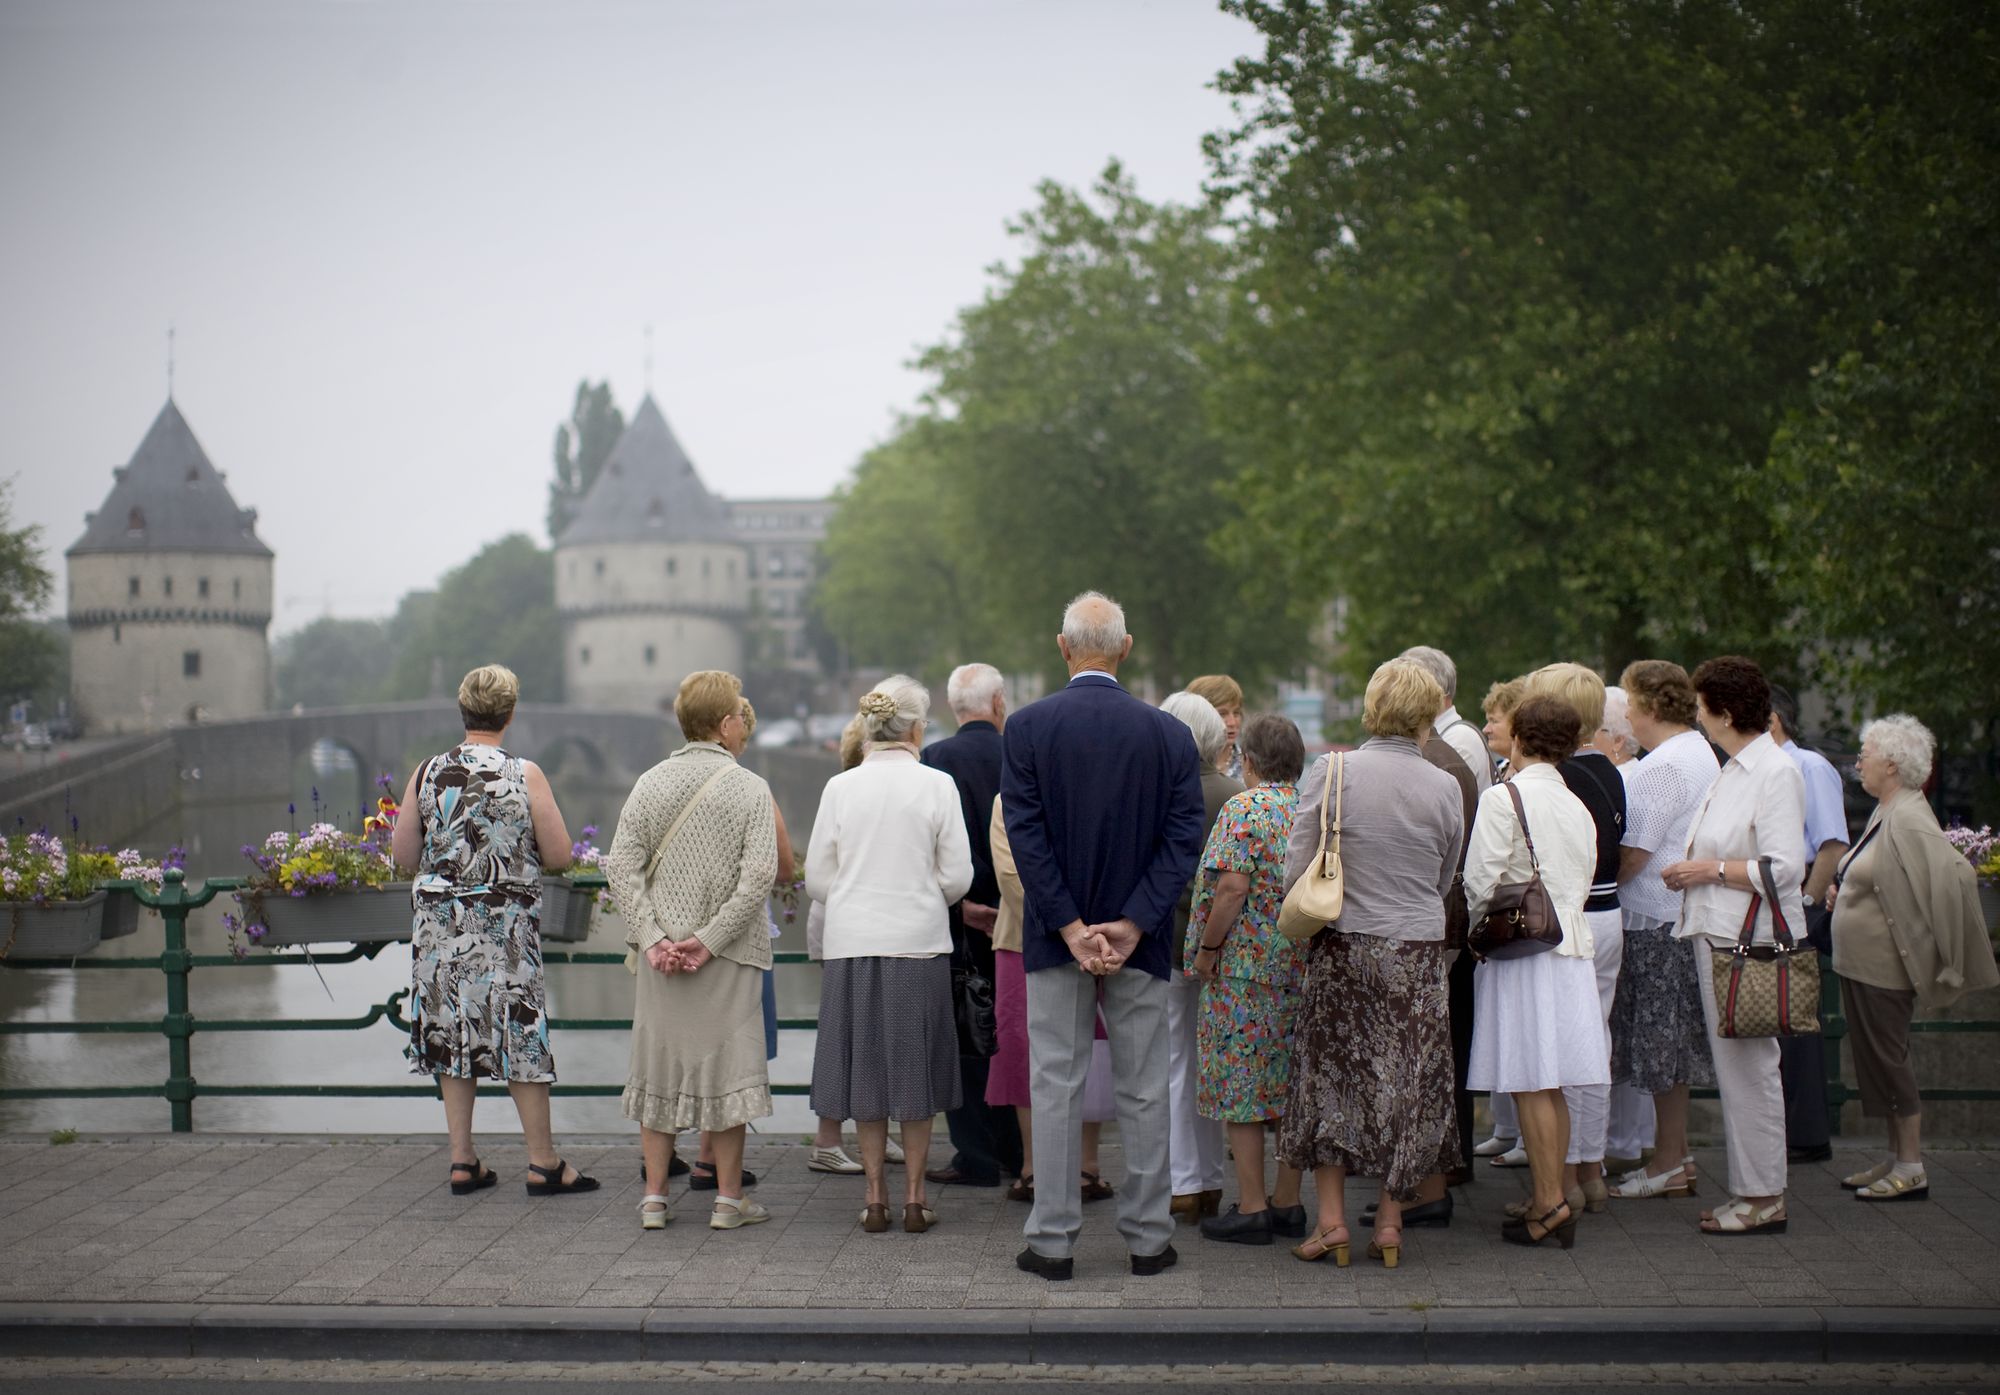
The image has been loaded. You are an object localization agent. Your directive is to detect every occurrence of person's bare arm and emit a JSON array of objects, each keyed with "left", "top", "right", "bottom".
[
  {"left": 1190, "top": 871, "right": 1250, "bottom": 981},
  {"left": 773, "top": 799, "right": 795, "bottom": 884},
  {"left": 1617, "top": 844, "right": 1651, "bottom": 884},
  {"left": 524, "top": 762, "right": 572, "bottom": 872},
  {"left": 1804, "top": 841, "right": 1847, "bottom": 902},
  {"left": 389, "top": 765, "right": 423, "bottom": 875}
]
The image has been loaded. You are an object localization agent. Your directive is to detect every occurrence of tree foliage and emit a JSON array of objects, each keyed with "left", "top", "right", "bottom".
[
  {"left": 274, "top": 617, "right": 396, "bottom": 710},
  {"left": 0, "top": 480, "right": 57, "bottom": 704},
  {"left": 815, "top": 167, "right": 1315, "bottom": 690},
  {"left": 546, "top": 381, "right": 625, "bottom": 542},
  {"left": 379, "top": 535, "right": 562, "bottom": 704}
]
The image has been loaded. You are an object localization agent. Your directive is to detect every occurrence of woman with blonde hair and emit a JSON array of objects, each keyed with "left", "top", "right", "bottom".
[
  {"left": 607, "top": 670, "right": 778, "bottom": 1233},
  {"left": 806, "top": 675, "right": 973, "bottom": 1232},
  {"left": 1187, "top": 674, "right": 1245, "bottom": 781},
  {"left": 393, "top": 664, "right": 593, "bottom": 1198},
  {"left": 1280, "top": 658, "right": 1465, "bottom": 1267}
]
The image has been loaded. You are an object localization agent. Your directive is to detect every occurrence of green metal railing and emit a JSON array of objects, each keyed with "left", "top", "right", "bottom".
[
  {"left": 0, "top": 869, "right": 817, "bottom": 1131},
  {"left": 2, "top": 869, "right": 1996, "bottom": 1130}
]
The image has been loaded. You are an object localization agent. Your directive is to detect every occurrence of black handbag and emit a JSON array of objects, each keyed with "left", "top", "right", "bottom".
[
  {"left": 951, "top": 939, "right": 998, "bottom": 1058},
  {"left": 1467, "top": 782, "right": 1564, "bottom": 960}
]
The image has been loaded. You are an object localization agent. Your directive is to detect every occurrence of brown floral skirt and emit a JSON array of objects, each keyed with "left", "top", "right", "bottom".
[{"left": 1277, "top": 932, "right": 1462, "bottom": 1200}]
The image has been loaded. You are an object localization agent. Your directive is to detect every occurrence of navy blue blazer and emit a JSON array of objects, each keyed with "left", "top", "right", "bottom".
[{"left": 1000, "top": 673, "right": 1206, "bottom": 981}]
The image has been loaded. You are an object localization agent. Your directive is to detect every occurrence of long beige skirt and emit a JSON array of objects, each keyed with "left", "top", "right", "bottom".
[{"left": 623, "top": 955, "right": 773, "bottom": 1133}]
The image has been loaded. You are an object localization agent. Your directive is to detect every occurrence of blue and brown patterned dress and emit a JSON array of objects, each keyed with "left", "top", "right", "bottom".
[{"left": 407, "top": 744, "right": 555, "bottom": 1083}]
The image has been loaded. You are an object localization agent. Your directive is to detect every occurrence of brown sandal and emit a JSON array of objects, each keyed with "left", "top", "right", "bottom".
[
  {"left": 1291, "top": 1224, "right": 1351, "bottom": 1266},
  {"left": 1007, "top": 1175, "right": 1035, "bottom": 1203},
  {"left": 1080, "top": 1170, "right": 1115, "bottom": 1203},
  {"left": 859, "top": 1203, "right": 891, "bottom": 1233},
  {"left": 903, "top": 1202, "right": 937, "bottom": 1233}
]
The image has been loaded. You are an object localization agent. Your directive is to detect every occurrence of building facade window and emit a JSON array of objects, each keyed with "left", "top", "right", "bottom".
[
  {"left": 128, "top": 576, "right": 140, "bottom": 597},
  {"left": 233, "top": 578, "right": 242, "bottom": 600},
  {"left": 643, "top": 644, "right": 656, "bottom": 666},
  {"left": 163, "top": 576, "right": 173, "bottom": 597},
  {"left": 666, "top": 557, "right": 677, "bottom": 576},
  {"left": 594, "top": 558, "right": 606, "bottom": 577},
  {"left": 197, "top": 577, "right": 210, "bottom": 598},
  {"left": 183, "top": 651, "right": 201, "bottom": 677}
]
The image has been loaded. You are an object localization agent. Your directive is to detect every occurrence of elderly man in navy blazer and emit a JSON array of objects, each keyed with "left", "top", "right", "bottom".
[{"left": 1002, "top": 591, "right": 1206, "bottom": 1279}]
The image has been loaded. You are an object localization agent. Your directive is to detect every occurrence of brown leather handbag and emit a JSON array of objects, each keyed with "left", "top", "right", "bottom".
[{"left": 1467, "top": 782, "right": 1562, "bottom": 960}]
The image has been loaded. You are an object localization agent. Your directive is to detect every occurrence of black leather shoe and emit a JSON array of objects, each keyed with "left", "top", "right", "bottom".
[
  {"left": 1200, "top": 1205, "right": 1273, "bottom": 1245},
  {"left": 1789, "top": 1143, "right": 1833, "bottom": 1164},
  {"left": 1268, "top": 1203, "right": 1309, "bottom": 1238},
  {"left": 1359, "top": 1193, "right": 1454, "bottom": 1228},
  {"left": 1015, "top": 1247, "right": 1074, "bottom": 1281},
  {"left": 689, "top": 1163, "right": 757, "bottom": 1192},
  {"left": 926, "top": 1166, "right": 1001, "bottom": 1187},
  {"left": 1130, "top": 1243, "right": 1179, "bottom": 1276}
]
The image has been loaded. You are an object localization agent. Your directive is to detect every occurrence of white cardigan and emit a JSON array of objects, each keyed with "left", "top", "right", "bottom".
[
  {"left": 1464, "top": 763, "right": 1598, "bottom": 958},
  {"left": 804, "top": 747, "right": 974, "bottom": 960}
]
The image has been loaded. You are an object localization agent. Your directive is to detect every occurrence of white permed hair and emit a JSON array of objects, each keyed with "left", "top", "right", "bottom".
[
  {"left": 1602, "top": 686, "right": 1639, "bottom": 758},
  {"left": 1061, "top": 591, "right": 1127, "bottom": 660},
  {"left": 946, "top": 663, "right": 1004, "bottom": 719},
  {"left": 1397, "top": 645, "right": 1458, "bottom": 702},
  {"left": 1161, "top": 690, "right": 1227, "bottom": 768},
  {"left": 1860, "top": 713, "right": 1935, "bottom": 789},
  {"left": 859, "top": 673, "right": 930, "bottom": 744}
]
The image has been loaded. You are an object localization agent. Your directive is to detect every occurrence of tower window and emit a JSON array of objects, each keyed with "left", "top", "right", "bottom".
[
  {"left": 128, "top": 576, "right": 140, "bottom": 597},
  {"left": 183, "top": 651, "right": 201, "bottom": 677},
  {"left": 233, "top": 578, "right": 242, "bottom": 600},
  {"left": 580, "top": 646, "right": 591, "bottom": 666},
  {"left": 113, "top": 624, "right": 122, "bottom": 644},
  {"left": 126, "top": 507, "right": 145, "bottom": 534},
  {"left": 726, "top": 559, "right": 736, "bottom": 580},
  {"left": 594, "top": 559, "right": 606, "bottom": 578},
  {"left": 644, "top": 644, "right": 656, "bottom": 666},
  {"left": 197, "top": 577, "right": 210, "bottom": 599},
  {"left": 163, "top": 576, "right": 174, "bottom": 597},
  {"left": 702, "top": 558, "right": 711, "bottom": 579},
  {"left": 665, "top": 557, "right": 677, "bottom": 577}
]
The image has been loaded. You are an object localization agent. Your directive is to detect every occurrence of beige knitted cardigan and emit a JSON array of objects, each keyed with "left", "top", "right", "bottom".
[{"left": 605, "top": 742, "right": 778, "bottom": 970}]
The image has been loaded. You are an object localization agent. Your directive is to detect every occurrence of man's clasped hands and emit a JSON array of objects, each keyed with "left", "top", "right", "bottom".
[
  {"left": 644, "top": 937, "right": 715, "bottom": 975},
  {"left": 1059, "top": 917, "right": 1142, "bottom": 977}
]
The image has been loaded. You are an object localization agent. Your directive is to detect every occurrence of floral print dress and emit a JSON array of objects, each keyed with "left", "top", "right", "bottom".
[
  {"left": 406, "top": 744, "right": 555, "bottom": 1083},
  {"left": 1185, "top": 783, "right": 1301, "bottom": 1122}
]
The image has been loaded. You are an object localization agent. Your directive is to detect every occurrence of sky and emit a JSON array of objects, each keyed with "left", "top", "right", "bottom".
[{"left": 1, "top": 0, "right": 1259, "bottom": 633}]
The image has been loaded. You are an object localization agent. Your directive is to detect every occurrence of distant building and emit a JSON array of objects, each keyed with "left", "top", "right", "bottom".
[
  {"left": 724, "top": 497, "right": 835, "bottom": 677},
  {"left": 554, "top": 395, "right": 754, "bottom": 712},
  {"left": 66, "top": 400, "right": 274, "bottom": 733}
]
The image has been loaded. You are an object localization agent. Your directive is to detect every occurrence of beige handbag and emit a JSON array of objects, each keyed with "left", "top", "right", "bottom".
[{"left": 1278, "top": 752, "right": 1344, "bottom": 943}]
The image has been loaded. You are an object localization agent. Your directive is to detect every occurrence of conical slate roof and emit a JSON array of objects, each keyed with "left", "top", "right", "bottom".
[
  {"left": 68, "top": 400, "right": 271, "bottom": 557},
  {"left": 556, "top": 395, "right": 736, "bottom": 548}
]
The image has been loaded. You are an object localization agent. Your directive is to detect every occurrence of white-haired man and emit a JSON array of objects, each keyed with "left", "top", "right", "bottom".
[
  {"left": 920, "top": 662, "right": 1024, "bottom": 1189},
  {"left": 1399, "top": 645, "right": 1494, "bottom": 796},
  {"left": 1003, "top": 592, "right": 1205, "bottom": 1280}
]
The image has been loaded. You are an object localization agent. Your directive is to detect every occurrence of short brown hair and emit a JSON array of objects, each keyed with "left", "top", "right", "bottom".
[
  {"left": 457, "top": 664, "right": 519, "bottom": 732},
  {"left": 1523, "top": 663, "right": 1606, "bottom": 736},
  {"left": 1510, "top": 694, "right": 1583, "bottom": 763},
  {"left": 1691, "top": 655, "right": 1771, "bottom": 735},
  {"left": 1239, "top": 713, "right": 1306, "bottom": 785},
  {"left": 1619, "top": 659, "right": 1697, "bottom": 728},
  {"left": 1363, "top": 658, "right": 1446, "bottom": 741},
  {"left": 1186, "top": 674, "right": 1243, "bottom": 715},
  {"left": 1482, "top": 676, "right": 1527, "bottom": 720},
  {"left": 675, "top": 670, "right": 742, "bottom": 743}
]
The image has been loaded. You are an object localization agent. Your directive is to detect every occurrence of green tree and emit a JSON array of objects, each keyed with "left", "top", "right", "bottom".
[
  {"left": 0, "top": 480, "right": 57, "bottom": 705},
  {"left": 1208, "top": 0, "right": 1852, "bottom": 691},
  {"left": 546, "top": 381, "right": 626, "bottom": 542},
  {"left": 380, "top": 535, "right": 562, "bottom": 703},
  {"left": 273, "top": 617, "right": 396, "bottom": 709}
]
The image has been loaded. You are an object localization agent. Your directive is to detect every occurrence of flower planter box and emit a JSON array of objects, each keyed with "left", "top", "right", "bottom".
[
  {"left": 539, "top": 877, "right": 597, "bottom": 943},
  {"left": 253, "top": 882, "right": 415, "bottom": 947},
  {"left": 1, "top": 891, "right": 114, "bottom": 958},
  {"left": 1982, "top": 882, "right": 2000, "bottom": 937},
  {"left": 103, "top": 888, "right": 144, "bottom": 942}
]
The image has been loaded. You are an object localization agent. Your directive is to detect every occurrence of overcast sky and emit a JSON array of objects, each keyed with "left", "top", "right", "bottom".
[{"left": 2, "top": 0, "right": 1256, "bottom": 632}]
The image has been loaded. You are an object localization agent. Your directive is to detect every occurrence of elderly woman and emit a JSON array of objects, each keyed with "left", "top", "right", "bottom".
[
  {"left": 1466, "top": 695, "right": 1607, "bottom": 1248},
  {"left": 1161, "top": 689, "right": 1243, "bottom": 1222},
  {"left": 1187, "top": 674, "right": 1245, "bottom": 781},
  {"left": 606, "top": 670, "right": 778, "bottom": 1233},
  {"left": 1595, "top": 686, "right": 1640, "bottom": 766},
  {"left": 393, "top": 664, "right": 594, "bottom": 1198},
  {"left": 806, "top": 675, "right": 973, "bottom": 1234},
  {"left": 1607, "top": 660, "right": 1720, "bottom": 1201},
  {"left": 1280, "top": 659, "right": 1464, "bottom": 1268},
  {"left": 1188, "top": 714, "right": 1308, "bottom": 1246},
  {"left": 1519, "top": 664, "right": 1628, "bottom": 1213},
  {"left": 1656, "top": 655, "right": 1804, "bottom": 1237},
  {"left": 1472, "top": 672, "right": 1529, "bottom": 1165},
  {"left": 1828, "top": 715, "right": 1998, "bottom": 1201},
  {"left": 1594, "top": 683, "right": 1652, "bottom": 1169}
]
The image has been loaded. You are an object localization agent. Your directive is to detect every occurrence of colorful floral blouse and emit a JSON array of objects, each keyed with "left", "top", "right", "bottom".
[{"left": 1184, "top": 783, "right": 1301, "bottom": 988}]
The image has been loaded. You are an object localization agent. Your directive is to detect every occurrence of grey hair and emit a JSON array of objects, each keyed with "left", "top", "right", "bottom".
[
  {"left": 1397, "top": 645, "right": 1458, "bottom": 702},
  {"left": 1602, "top": 686, "right": 1640, "bottom": 759},
  {"left": 859, "top": 672, "right": 930, "bottom": 744},
  {"left": 1161, "top": 690, "right": 1227, "bottom": 768},
  {"left": 946, "top": 662, "right": 1004, "bottom": 718},
  {"left": 1061, "top": 590, "right": 1127, "bottom": 660},
  {"left": 1860, "top": 713, "right": 1935, "bottom": 789}
]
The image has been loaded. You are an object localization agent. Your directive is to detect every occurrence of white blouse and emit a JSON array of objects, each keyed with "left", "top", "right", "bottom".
[
  {"left": 804, "top": 747, "right": 974, "bottom": 960},
  {"left": 1676, "top": 731, "right": 1808, "bottom": 947},
  {"left": 1463, "top": 763, "right": 1598, "bottom": 958}
]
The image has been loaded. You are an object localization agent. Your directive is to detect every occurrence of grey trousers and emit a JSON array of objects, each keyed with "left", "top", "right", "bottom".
[{"left": 1025, "top": 962, "right": 1172, "bottom": 1261}]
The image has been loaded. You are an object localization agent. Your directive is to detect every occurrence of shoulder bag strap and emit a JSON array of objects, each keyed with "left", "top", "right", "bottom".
[
  {"left": 1327, "top": 752, "right": 1344, "bottom": 863},
  {"left": 1756, "top": 854, "right": 1798, "bottom": 952},
  {"left": 644, "top": 763, "right": 737, "bottom": 883},
  {"left": 1832, "top": 817, "right": 1883, "bottom": 890},
  {"left": 1504, "top": 780, "right": 1540, "bottom": 875}
]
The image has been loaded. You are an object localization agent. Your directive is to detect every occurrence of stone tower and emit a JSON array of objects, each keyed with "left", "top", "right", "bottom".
[
  {"left": 555, "top": 395, "right": 749, "bottom": 713},
  {"left": 66, "top": 400, "right": 274, "bottom": 733}
]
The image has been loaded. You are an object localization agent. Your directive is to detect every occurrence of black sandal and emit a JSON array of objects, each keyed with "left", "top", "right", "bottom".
[
  {"left": 449, "top": 1159, "right": 496, "bottom": 1196},
  {"left": 526, "top": 1159, "right": 601, "bottom": 1196}
]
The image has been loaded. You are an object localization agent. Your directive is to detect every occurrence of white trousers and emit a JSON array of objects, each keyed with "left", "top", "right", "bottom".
[
  {"left": 1564, "top": 908, "right": 1625, "bottom": 1164},
  {"left": 1694, "top": 945, "right": 1788, "bottom": 1197},
  {"left": 1607, "top": 1084, "right": 1656, "bottom": 1159},
  {"left": 1489, "top": 1088, "right": 1519, "bottom": 1142},
  {"left": 1166, "top": 969, "right": 1228, "bottom": 1194}
]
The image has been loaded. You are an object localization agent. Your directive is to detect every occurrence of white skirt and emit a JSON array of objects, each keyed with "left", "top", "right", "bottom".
[{"left": 1468, "top": 949, "right": 1611, "bottom": 1094}]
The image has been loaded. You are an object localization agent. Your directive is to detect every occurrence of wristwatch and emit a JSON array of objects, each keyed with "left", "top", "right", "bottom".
[{"left": 1716, "top": 861, "right": 1727, "bottom": 884}]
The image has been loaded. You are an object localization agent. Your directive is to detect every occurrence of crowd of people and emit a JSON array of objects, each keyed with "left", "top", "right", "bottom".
[{"left": 388, "top": 593, "right": 1997, "bottom": 1274}]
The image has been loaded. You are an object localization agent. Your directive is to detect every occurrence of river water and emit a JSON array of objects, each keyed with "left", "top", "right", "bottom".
[{"left": 0, "top": 762, "right": 824, "bottom": 1136}]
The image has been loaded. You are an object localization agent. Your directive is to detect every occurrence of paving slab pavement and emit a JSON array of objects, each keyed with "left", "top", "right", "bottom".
[{"left": 0, "top": 1136, "right": 1995, "bottom": 1363}]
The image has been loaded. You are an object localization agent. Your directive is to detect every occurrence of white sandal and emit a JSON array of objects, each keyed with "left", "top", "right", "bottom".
[
  {"left": 710, "top": 1194, "right": 772, "bottom": 1230},
  {"left": 1701, "top": 1197, "right": 1786, "bottom": 1235},
  {"left": 639, "top": 1194, "right": 672, "bottom": 1230},
  {"left": 1609, "top": 1156, "right": 1697, "bottom": 1199}
]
